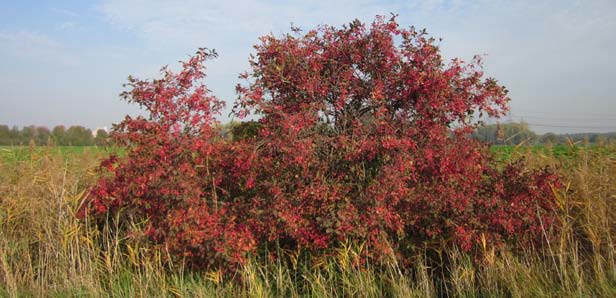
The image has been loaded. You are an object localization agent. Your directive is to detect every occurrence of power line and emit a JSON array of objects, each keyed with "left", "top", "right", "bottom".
[
  {"left": 509, "top": 114, "right": 616, "bottom": 122},
  {"left": 511, "top": 109, "right": 616, "bottom": 118},
  {"left": 523, "top": 123, "right": 615, "bottom": 130},
  {"left": 480, "top": 117, "right": 615, "bottom": 130},
  {"left": 497, "top": 113, "right": 616, "bottom": 130}
]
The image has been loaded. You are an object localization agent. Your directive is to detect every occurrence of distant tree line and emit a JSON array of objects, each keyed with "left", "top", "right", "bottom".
[
  {"left": 0, "top": 122, "right": 261, "bottom": 146},
  {"left": 0, "top": 125, "right": 109, "bottom": 146},
  {"left": 3, "top": 122, "right": 613, "bottom": 147},
  {"left": 473, "top": 122, "right": 616, "bottom": 145}
]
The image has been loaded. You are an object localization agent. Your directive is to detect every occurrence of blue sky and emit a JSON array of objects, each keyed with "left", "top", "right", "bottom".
[{"left": 1, "top": 0, "right": 615, "bottom": 133}]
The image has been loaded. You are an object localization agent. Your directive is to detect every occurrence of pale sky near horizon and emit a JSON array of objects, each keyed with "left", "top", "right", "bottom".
[{"left": 1, "top": 0, "right": 615, "bottom": 133}]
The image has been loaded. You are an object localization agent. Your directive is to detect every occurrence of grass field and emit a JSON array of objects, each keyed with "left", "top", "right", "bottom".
[
  {"left": 1, "top": 144, "right": 615, "bottom": 297},
  {"left": 0, "top": 146, "right": 120, "bottom": 163},
  {"left": 490, "top": 144, "right": 616, "bottom": 161}
]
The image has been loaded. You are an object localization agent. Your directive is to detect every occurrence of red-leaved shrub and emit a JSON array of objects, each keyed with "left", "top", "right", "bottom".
[{"left": 83, "top": 16, "right": 559, "bottom": 270}]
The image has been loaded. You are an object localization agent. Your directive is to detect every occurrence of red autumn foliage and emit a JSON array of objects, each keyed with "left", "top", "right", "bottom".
[{"left": 82, "top": 16, "right": 559, "bottom": 270}]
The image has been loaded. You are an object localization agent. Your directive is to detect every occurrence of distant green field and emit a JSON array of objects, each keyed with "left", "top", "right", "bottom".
[
  {"left": 490, "top": 144, "right": 616, "bottom": 161},
  {"left": 0, "top": 146, "right": 121, "bottom": 162},
  {"left": 2, "top": 144, "right": 614, "bottom": 164}
]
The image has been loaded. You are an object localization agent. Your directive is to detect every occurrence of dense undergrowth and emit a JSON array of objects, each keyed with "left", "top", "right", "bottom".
[{"left": 0, "top": 144, "right": 614, "bottom": 297}]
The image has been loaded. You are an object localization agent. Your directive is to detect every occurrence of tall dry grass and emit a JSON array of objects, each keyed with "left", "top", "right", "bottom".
[{"left": 0, "top": 144, "right": 614, "bottom": 297}]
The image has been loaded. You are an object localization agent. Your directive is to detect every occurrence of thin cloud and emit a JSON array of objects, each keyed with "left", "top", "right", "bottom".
[
  {"left": 0, "top": 31, "right": 60, "bottom": 56},
  {"left": 50, "top": 7, "right": 79, "bottom": 18},
  {"left": 56, "top": 22, "right": 78, "bottom": 31}
]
